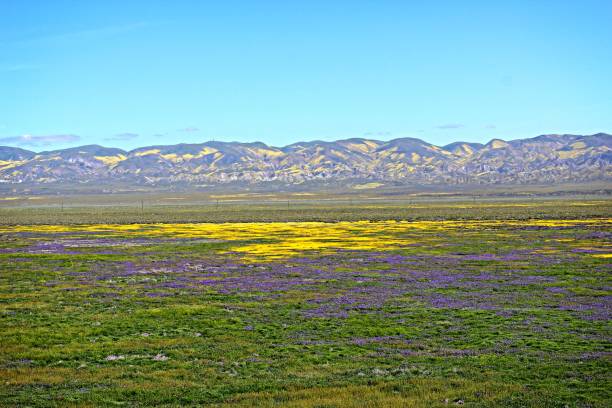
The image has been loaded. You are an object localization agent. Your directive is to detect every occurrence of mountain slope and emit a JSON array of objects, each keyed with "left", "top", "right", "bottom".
[{"left": 0, "top": 133, "right": 609, "bottom": 187}]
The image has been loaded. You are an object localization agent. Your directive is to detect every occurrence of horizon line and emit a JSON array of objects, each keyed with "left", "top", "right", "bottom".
[{"left": 1, "top": 132, "right": 609, "bottom": 154}]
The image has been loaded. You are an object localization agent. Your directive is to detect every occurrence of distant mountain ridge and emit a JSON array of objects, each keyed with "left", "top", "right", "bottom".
[{"left": 0, "top": 133, "right": 610, "bottom": 188}]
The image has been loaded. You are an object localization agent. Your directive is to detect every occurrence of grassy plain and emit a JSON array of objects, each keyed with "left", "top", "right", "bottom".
[
  {"left": 0, "top": 196, "right": 610, "bottom": 225},
  {"left": 0, "top": 198, "right": 610, "bottom": 407}
]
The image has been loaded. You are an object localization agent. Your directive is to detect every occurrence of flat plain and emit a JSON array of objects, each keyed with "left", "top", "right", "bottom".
[{"left": 0, "top": 199, "right": 610, "bottom": 407}]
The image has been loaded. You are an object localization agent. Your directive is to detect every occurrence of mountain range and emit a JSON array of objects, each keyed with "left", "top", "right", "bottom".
[{"left": 0, "top": 133, "right": 610, "bottom": 190}]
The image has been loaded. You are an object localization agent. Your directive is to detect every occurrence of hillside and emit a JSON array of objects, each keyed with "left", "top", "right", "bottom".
[{"left": 0, "top": 133, "right": 609, "bottom": 190}]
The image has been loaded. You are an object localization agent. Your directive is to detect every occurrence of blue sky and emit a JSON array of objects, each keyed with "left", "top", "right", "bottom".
[{"left": 1, "top": 1, "right": 611, "bottom": 151}]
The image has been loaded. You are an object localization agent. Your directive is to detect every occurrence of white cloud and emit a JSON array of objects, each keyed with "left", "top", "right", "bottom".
[
  {"left": 104, "top": 133, "right": 139, "bottom": 141},
  {"left": 0, "top": 63, "right": 39, "bottom": 72},
  {"left": 0, "top": 134, "right": 80, "bottom": 146},
  {"left": 436, "top": 124, "right": 465, "bottom": 129}
]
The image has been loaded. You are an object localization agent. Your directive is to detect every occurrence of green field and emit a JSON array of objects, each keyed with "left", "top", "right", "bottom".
[
  {"left": 0, "top": 199, "right": 610, "bottom": 407},
  {"left": 1, "top": 195, "right": 610, "bottom": 225}
]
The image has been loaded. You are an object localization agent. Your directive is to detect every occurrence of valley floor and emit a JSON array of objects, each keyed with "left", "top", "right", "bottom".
[{"left": 0, "top": 201, "right": 610, "bottom": 407}]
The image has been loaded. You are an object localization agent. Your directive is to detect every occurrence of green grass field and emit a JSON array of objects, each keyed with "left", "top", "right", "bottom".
[
  {"left": 0, "top": 199, "right": 610, "bottom": 407},
  {"left": 1, "top": 196, "right": 610, "bottom": 225}
]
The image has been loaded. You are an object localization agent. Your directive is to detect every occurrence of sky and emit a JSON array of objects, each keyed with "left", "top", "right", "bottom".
[{"left": 1, "top": 0, "right": 611, "bottom": 151}]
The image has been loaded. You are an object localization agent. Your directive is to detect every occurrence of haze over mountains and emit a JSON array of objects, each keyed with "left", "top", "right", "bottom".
[{"left": 0, "top": 133, "right": 610, "bottom": 191}]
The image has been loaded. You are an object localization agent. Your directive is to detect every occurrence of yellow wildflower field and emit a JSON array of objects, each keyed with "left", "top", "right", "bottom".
[{"left": 2, "top": 218, "right": 610, "bottom": 260}]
